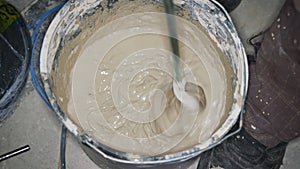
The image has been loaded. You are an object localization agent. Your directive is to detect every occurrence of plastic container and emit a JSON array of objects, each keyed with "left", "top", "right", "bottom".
[
  {"left": 0, "top": 1, "right": 31, "bottom": 123},
  {"left": 39, "top": 0, "right": 248, "bottom": 168}
]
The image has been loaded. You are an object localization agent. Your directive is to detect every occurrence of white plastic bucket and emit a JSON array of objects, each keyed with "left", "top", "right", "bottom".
[{"left": 39, "top": 0, "right": 248, "bottom": 168}]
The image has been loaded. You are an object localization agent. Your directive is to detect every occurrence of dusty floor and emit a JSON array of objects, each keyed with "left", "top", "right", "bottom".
[{"left": 0, "top": 0, "right": 299, "bottom": 169}]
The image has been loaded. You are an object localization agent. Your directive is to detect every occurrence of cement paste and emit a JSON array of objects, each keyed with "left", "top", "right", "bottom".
[{"left": 52, "top": 1, "right": 235, "bottom": 156}]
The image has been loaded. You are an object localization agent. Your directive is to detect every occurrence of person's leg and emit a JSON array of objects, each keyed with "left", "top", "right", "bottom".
[
  {"left": 197, "top": 128, "right": 287, "bottom": 169},
  {"left": 198, "top": 0, "right": 300, "bottom": 168}
]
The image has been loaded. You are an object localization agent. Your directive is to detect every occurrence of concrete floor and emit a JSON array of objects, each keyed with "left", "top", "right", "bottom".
[
  {"left": 0, "top": 84, "right": 102, "bottom": 169},
  {"left": 1, "top": 0, "right": 299, "bottom": 169}
]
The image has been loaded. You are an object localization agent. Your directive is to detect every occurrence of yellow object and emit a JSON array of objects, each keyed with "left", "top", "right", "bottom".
[{"left": 0, "top": 1, "right": 21, "bottom": 33}]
